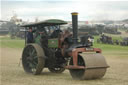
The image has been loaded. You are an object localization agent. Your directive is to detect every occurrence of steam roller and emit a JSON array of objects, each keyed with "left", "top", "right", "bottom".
[{"left": 21, "top": 12, "right": 109, "bottom": 80}]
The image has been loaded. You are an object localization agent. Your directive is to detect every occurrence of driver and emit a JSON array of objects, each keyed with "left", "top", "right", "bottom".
[{"left": 27, "top": 27, "right": 34, "bottom": 43}]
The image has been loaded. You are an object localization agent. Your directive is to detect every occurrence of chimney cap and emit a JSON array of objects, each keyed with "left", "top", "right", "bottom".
[{"left": 71, "top": 12, "right": 78, "bottom": 15}]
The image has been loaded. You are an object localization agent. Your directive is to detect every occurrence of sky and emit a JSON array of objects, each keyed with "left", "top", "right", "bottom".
[{"left": 1, "top": 0, "right": 128, "bottom": 21}]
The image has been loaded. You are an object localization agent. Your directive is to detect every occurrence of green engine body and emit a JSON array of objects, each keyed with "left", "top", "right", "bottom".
[
  {"left": 35, "top": 35, "right": 58, "bottom": 48},
  {"left": 48, "top": 38, "right": 58, "bottom": 48}
]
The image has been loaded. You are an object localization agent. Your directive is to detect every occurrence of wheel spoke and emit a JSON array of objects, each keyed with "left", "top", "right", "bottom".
[
  {"left": 29, "top": 63, "right": 34, "bottom": 68},
  {"left": 32, "top": 61, "right": 38, "bottom": 66},
  {"left": 29, "top": 62, "right": 36, "bottom": 68},
  {"left": 26, "top": 56, "right": 37, "bottom": 69},
  {"left": 31, "top": 49, "right": 36, "bottom": 55},
  {"left": 29, "top": 48, "right": 32, "bottom": 56},
  {"left": 31, "top": 68, "right": 36, "bottom": 72}
]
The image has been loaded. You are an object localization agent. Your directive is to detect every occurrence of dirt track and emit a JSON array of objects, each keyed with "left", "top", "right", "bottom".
[{"left": 1, "top": 48, "right": 128, "bottom": 85}]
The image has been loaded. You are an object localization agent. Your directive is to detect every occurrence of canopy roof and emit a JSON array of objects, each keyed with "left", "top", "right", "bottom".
[{"left": 20, "top": 19, "right": 67, "bottom": 27}]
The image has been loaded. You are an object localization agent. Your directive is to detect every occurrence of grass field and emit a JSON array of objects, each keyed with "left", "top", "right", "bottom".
[
  {"left": 0, "top": 36, "right": 24, "bottom": 48},
  {"left": 0, "top": 34, "right": 128, "bottom": 85}
]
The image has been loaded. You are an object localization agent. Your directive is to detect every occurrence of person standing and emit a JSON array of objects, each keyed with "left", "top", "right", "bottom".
[{"left": 27, "top": 27, "right": 34, "bottom": 43}]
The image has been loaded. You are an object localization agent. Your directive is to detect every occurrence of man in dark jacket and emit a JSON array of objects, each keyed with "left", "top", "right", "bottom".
[{"left": 27, "top": 28, "right": 34, "bottom": 43}]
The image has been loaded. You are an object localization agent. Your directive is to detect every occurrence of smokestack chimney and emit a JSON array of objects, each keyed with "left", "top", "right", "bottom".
[{"left": 71, "top": 12, "right": 78, "bottom": 44}]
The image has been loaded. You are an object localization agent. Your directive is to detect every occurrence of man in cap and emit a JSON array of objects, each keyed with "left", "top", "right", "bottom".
[{"left": 27, "top": 27, "right": 34, "bottom": 43}]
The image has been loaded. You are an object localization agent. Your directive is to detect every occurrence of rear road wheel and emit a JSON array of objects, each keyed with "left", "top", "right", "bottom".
[{"left": 22, "top": 44, "right": 45, "bottom": 75}]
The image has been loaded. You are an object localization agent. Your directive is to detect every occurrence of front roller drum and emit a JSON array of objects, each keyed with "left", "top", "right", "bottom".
[
  {"left": 69, "top": 53, "right": 108, "bottom": 80},
  {"left": 22, "top": 44, "right": 45, "bottom": 75}
]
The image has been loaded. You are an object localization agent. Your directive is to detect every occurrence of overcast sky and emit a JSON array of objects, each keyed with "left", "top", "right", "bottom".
[{"left": 1, "top": 0, "right": 128, "bottom": 21}]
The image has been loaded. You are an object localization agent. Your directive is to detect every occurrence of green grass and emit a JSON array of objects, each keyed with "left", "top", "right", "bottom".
[
  {"left": 93, "top": 35, "right": 128, "bottom": 58},
  {"left": 93, "top": 36, "right": 128, "bottom": 52},
  {"left": 94, "top": 43, "right": 128, "bottom": 51},
  {"left": 0, "top": 36, "right": 25, "bottom": 48},
  {"left": 0, "top": 35, "right": 128, "bottom": 52}
]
